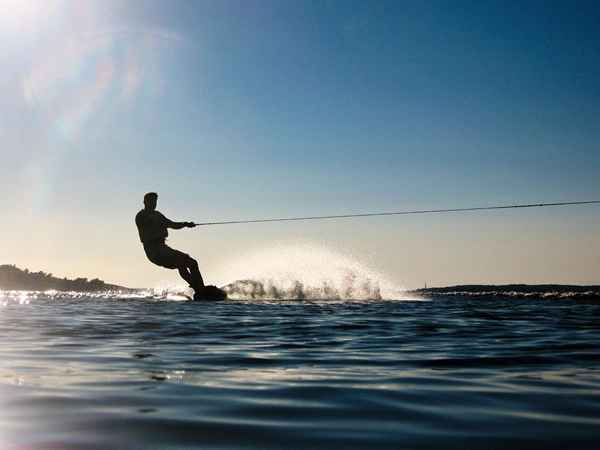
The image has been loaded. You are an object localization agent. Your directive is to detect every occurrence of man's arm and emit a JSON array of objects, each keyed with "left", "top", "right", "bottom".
[
  {"left": 160, "top": 213, "right": 196, "bottom": 229},
  {"left": 167, "top": 221, "right": 195, "bottom": 230}
]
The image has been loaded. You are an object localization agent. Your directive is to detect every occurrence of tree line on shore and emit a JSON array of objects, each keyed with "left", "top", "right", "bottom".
[{"left": 0, "top": 264, "right": 131, "bottom": 292}]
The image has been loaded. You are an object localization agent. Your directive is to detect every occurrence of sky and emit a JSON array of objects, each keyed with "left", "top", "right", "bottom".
[{"left": 1, "top": 0, "right": 599, "bottom": 290}]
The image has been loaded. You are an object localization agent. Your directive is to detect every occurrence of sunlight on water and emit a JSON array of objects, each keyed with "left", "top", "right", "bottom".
[
  {"left": 0, "top": 290, "right": 148, "bottom": 306},
  {"left": 148, "top": 282, "right": 192, "bottom": 300}
]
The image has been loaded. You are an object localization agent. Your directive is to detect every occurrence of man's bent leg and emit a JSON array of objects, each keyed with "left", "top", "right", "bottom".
[
  {"left": 177, "top": 267, "right": 194, "bottom": 288},
  {"left": 186, "top": 257, "right": 204, "bottom": 291}
]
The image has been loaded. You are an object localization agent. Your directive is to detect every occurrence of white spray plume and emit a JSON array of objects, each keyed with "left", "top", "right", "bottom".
[{"left": 212, "top": 243, "right": 409, "bottom": 300}]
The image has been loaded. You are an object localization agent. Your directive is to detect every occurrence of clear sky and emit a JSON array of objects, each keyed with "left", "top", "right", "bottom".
[{"left": 1, "top": 0, "right": 599, "bottom": 290}]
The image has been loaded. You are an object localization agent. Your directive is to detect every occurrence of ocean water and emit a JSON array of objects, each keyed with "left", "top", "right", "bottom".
[{"left": 1, "top": 292, "right": 600, "bottom": 449}]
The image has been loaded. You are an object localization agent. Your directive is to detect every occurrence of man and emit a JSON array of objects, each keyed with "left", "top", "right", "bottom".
[{"left": 135, "top": 192, "right": 205, "bottom": 298}]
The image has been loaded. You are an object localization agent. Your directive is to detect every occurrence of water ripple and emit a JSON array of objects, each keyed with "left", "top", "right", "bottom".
[{"left": 1, "top": 293, "right": 599, "bottom": 449}]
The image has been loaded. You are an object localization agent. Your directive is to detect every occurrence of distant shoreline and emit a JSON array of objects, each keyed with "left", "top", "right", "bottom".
[
  {"left": 2, "top": 263, "right": 599, "bottom": 300},
  {"left": 410, "top": 284, "right": 600, "bottom": 301},
  {"left": 0, "top": 264, "right": 136, "bottom": 293}
]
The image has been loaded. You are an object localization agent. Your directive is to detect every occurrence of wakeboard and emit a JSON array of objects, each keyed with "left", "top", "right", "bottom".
[{"left": 190, "top": 285, "right": 228, "bottom": 301}]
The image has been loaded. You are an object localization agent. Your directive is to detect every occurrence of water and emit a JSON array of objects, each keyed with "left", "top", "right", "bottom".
[{"left": 1, "top": 292, "right": 600, "bottom": 449}]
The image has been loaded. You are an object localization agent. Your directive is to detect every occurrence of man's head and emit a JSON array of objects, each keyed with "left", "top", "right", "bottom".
[{"left": 143, "top": 192, "right": 158, "bottom": 210}]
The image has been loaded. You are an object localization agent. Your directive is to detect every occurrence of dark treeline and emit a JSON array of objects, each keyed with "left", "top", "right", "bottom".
[{"left": 0, "top": 264, "right": 132, "bottom": 292}]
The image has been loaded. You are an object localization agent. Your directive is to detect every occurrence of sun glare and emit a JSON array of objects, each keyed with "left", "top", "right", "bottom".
[{"left": 0, "top": 0, "right": 56, "bottom": 34}]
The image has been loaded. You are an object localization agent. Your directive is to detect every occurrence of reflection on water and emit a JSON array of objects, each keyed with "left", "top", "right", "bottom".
[{"left": 1, "top": 292, "right": 600, "bottom": 449}]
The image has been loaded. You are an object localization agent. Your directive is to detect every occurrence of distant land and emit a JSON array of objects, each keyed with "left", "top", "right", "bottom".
[
  {"left": 1, "top": 264, "right": 599, "bottom": 300},
  {"left": 411, "top": 284, "right": 600, "bottom": 300},
  {"left": 0, "top": 265, "right": 135, "bottom": 292}
]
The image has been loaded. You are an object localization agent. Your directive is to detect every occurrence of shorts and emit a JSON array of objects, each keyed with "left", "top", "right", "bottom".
[{"left": 143, "top": 242, "right": 190, "bottom": 269}]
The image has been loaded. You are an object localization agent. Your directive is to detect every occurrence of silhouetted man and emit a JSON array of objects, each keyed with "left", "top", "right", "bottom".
[{"left": 135, "top": 192, "right": 204, "bottom": 297}]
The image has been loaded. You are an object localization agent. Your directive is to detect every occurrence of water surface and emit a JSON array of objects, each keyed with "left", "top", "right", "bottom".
[{"left": 1, "top": 293, "right": 599, "bottom": 449}]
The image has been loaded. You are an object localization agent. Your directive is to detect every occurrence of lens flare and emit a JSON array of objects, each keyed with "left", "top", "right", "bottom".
[
  {"left": 0, "top": 0, "right": 59, "bottom": 34},
  {"left": 22, "top": 27, "right": 182, "bottom": 140}
]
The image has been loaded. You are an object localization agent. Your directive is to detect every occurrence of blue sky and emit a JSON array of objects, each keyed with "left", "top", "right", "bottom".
[{"left": 1, "top": 0, "right": 599, "bottom": 289}]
